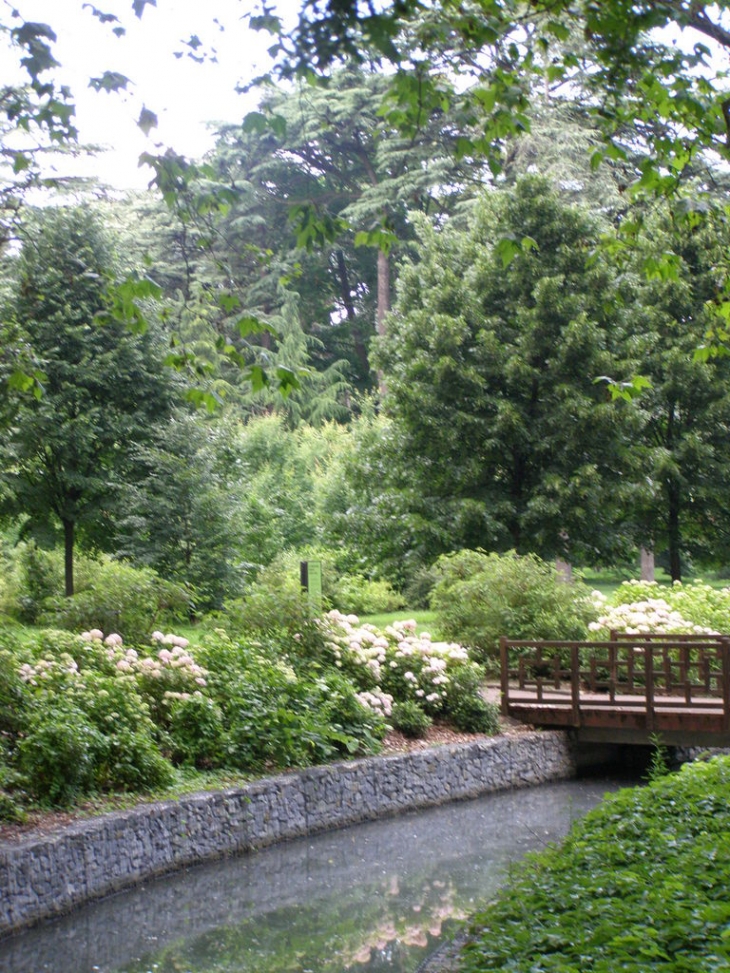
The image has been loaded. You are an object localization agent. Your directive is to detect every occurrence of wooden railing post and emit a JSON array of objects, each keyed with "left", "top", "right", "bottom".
[
  {"left": 571, "top": 643, "right": 581, "bottom": 727},
  {"left": 680, "top": 644, "right": 690, "bottom": 705},
  {"left": 609, "top": 642, "right": 617, "bottom": 702},
  {"left": 500, "top": 636, "right": 509, "bottom": 717},
  {"left": 645, "top": 643, "right": 655, "bottom": 732}
]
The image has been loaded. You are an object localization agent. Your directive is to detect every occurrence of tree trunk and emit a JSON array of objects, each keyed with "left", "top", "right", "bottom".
[
  {"left": 376, "top": 249, "right": 390, "bottom": 336},
  {"left": 667, "top": 483, "right": 682, "bottom": 582},
  {"left": 334, "top": 248, "right": 369, "bottom": 375},
  {"left": 63, "top": 518, "right": 75, "bottom": 597},
  {"left": 665, "top": 403, "right": 681, "bottom": 582},
  {"left": 640, "top": 547, "right": 655, "bottom": 582}
]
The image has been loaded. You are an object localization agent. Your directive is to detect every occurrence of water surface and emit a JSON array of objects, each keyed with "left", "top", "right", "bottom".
[{"left": 0, "top": 777, "right": 627, "bottom": 973}]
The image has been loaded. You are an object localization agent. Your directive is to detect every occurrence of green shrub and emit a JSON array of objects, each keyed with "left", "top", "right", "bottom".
[
  {"left": 330, "top": 573, "right": 405, "bottom": 615},
  {"left": 403, "top": 564, "right": 440, "bottom": 610},
  {"left": 448, "top": 693, "right": 500, "bottom": 734},
  {"left": 437, "top": 663, "right": 501, "bottom": 733},
  {"left": 10, "top": 631, "right": 177, "bottom": 802},
  {"left": 0, "top": 543, "right": 64, "bottom": 623},
  {"left": 0, "top": 750, "right": 27, "bottom": 823},
  {"left": 165, "top": 694, "right": 225, "bottom": 768},
  {"left": 0, "top": 788, "right": 26, "bottom": 823},
  {"left": 391, "top": 700, "right": 432, "bottom": 738},
  {"left": 0, "top": 647, "right": 27, "bottom": 735},
  {"left": 317, "top": 671, "right": 388, "bottom": 755},
  {"left": 17, "top": 702, "right": 102, "bottom": 806},
  {"left": 430, "top": 549, "right": 594, "bottom": 663},
  {"left": 93, "top": 728, "right": 174, "bottom": 792},
  {"left": 40, "top": 560, "right": 191, "bottom": 642},
  {"left": 197, "top": 629, "right": 386, "bottom": 772}
]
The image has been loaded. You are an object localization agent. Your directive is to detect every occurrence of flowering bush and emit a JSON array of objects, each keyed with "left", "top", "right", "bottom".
[
  {"left": 321, "top": 611, "right": 498, "bottom": 731},
  {"left": 14, "top": 631, "right": 175, "bottom": 804},
  {"left": 0, "top": 622, "right": 392, "bottom": 814},
  {"left": 195, "top": 629, "right": 388, "bottom": 771},
  {"left": 591, "top": 580, "right": 729, "bottom": 636}
]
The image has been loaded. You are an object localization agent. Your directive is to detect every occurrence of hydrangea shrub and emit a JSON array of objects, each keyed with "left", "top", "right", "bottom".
[{"left": 321, "top": 611, "right": 498, "bottom": 730}]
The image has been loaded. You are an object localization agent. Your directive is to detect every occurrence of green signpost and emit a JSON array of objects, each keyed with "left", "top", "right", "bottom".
[{"left": 300, "top": 560, "right": 323, "bottom": 613}]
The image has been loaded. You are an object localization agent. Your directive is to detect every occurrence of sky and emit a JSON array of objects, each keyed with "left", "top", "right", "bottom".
[
  {"left": 8, "top": 2, "right": 729, "bottom": 193},
  {"left": 8, "top": 0, "right": 295, "bottom": 189}
]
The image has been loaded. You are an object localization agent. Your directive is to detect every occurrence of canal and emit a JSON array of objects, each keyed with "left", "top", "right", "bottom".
[{"left": 0, "top": 777, "right": 630, "bottom": 973}]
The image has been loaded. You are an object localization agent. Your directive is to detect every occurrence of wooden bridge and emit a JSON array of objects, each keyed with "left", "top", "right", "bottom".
[{"left": 499, "top": 632, "right": 730, "bottom": 746}]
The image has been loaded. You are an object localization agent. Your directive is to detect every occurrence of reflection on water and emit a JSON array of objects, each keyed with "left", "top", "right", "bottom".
[{"left": 0, "top": 777, "right": 628, "bottom": 973}]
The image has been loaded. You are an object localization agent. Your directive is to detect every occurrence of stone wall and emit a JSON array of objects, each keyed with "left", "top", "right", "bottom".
[{"left": 0, "top": 730, "right": 574, "bottom": 938}]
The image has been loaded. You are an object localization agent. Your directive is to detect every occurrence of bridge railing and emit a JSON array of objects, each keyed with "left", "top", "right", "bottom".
[{"left": 499, "top": 634, "right": 730, "bottom": 731}]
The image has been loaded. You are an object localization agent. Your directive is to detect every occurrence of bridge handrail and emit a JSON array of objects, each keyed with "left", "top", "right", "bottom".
[{"left": 499, "top": 635, "right": 730, "bottom": 731}]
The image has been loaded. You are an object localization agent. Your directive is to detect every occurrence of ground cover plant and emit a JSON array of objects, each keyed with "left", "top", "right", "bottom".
[{"left": 461, "top": 756, "right": 730, "bottom": 973}]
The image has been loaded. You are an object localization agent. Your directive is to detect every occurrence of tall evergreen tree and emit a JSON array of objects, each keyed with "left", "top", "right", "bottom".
[
  {"left": 0, "top": 205, "right": 175, "bottom": 596},
  {"left": 622, "top": 208, "right": 730, "bottom": 580},
  {"left": 208, "top": 65, "right": 488, "bottom": 392},
  {"left": 375, "top": 177, "right": 637, "bottom": 566}
]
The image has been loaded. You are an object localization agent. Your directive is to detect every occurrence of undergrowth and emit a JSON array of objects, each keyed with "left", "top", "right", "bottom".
[{"left": 462, "top": 756, "right": 730, "bottom": 972}]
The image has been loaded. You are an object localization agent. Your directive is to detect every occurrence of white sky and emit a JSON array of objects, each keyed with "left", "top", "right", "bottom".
[{"left": 7, "top": 0, "right": 295, "bottom": 189}]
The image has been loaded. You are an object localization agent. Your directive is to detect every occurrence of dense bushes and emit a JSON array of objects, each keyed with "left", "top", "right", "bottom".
[
  {"left": 430, "top": 550, "right": 595, "bottom": 663},
  {"left": 0, "top": 606, "right": 497, "bottom": 817},
  {"left": 0, "top": 547, "right": 191, "bottom": 640},
  {"left": 593, "top": 579, "right": 730, "bottom": 635},
  {"left": 0, "top": 624, "right": 392, "bottom": 816},
  {"left": 227, "top": 547, "right": 406, "bottom": 626},
  {"left": 462, "top": 757, "right": 730, "bottom": 973}
]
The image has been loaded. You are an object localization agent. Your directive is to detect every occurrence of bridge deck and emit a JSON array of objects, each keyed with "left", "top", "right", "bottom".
[{"left": 500, "top": 634, "right": 730, "bottom": 745}]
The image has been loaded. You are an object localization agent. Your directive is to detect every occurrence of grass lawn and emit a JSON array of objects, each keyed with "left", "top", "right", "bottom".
[{"left": 360, "top": 609, "right": 440, "bottom": 635}]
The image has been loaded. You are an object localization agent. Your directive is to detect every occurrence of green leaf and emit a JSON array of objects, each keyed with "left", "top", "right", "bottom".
[
  {"left": 218, "top": 293, "right": 241, "bottom": 313},
  {"left": 495, "top": 237, "right": 521, "bottom": 269},
  {"left": 82, "top": 6, "right": 122, "bottom": 27},
  {"left": 132, "top": 0, "right": 156, "bottom": 18},
  {"left": 235, "top": 315, "right": 278, "bottom": 339},
  {"left": 88, "top": 71, "right": 130, "bottom": 93},
  {"left": 594, "top": 374, "right": 653, "bottom": 401},
  {"left": 137, "top": 106, "right": 158, "bottom": 136},
  {"left": 242, "top": 111, "right": 268, "bottom": 135},
  {"left": 249, "top": 12, "right": 283, "bottom": 35},
  {"left": 184, "top": 388, "right": 222, "bottom": 413},
  {"left": 275, "top": 366, "right": 300, "bottom": 397},
  {"left": 248, "top": 365, "right": 268, "bottom": 391},
  {"left": 11, "top": 153, "right": 31, "bottom": 174}
]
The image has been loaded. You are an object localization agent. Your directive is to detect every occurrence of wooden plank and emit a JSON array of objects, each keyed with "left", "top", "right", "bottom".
[{"left": 501, "top": 635, "right": 730, "bottom": 743}]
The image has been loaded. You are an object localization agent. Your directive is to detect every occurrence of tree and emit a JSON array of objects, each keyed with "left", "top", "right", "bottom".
[
  {"left": 374, "top": 177, "right": 638, "bottom": 566},
  {"left": 115, "top": 411, "right": 250, "bottom": 610},
  {"left": 621, "top": 208, "right": 730, "bottom": 580},
  {"left": 207, "top": 64, "right": 488, "bottom": 391},
  {"left": 0, "top": 205, "right": 175, "bottom": 596}
]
